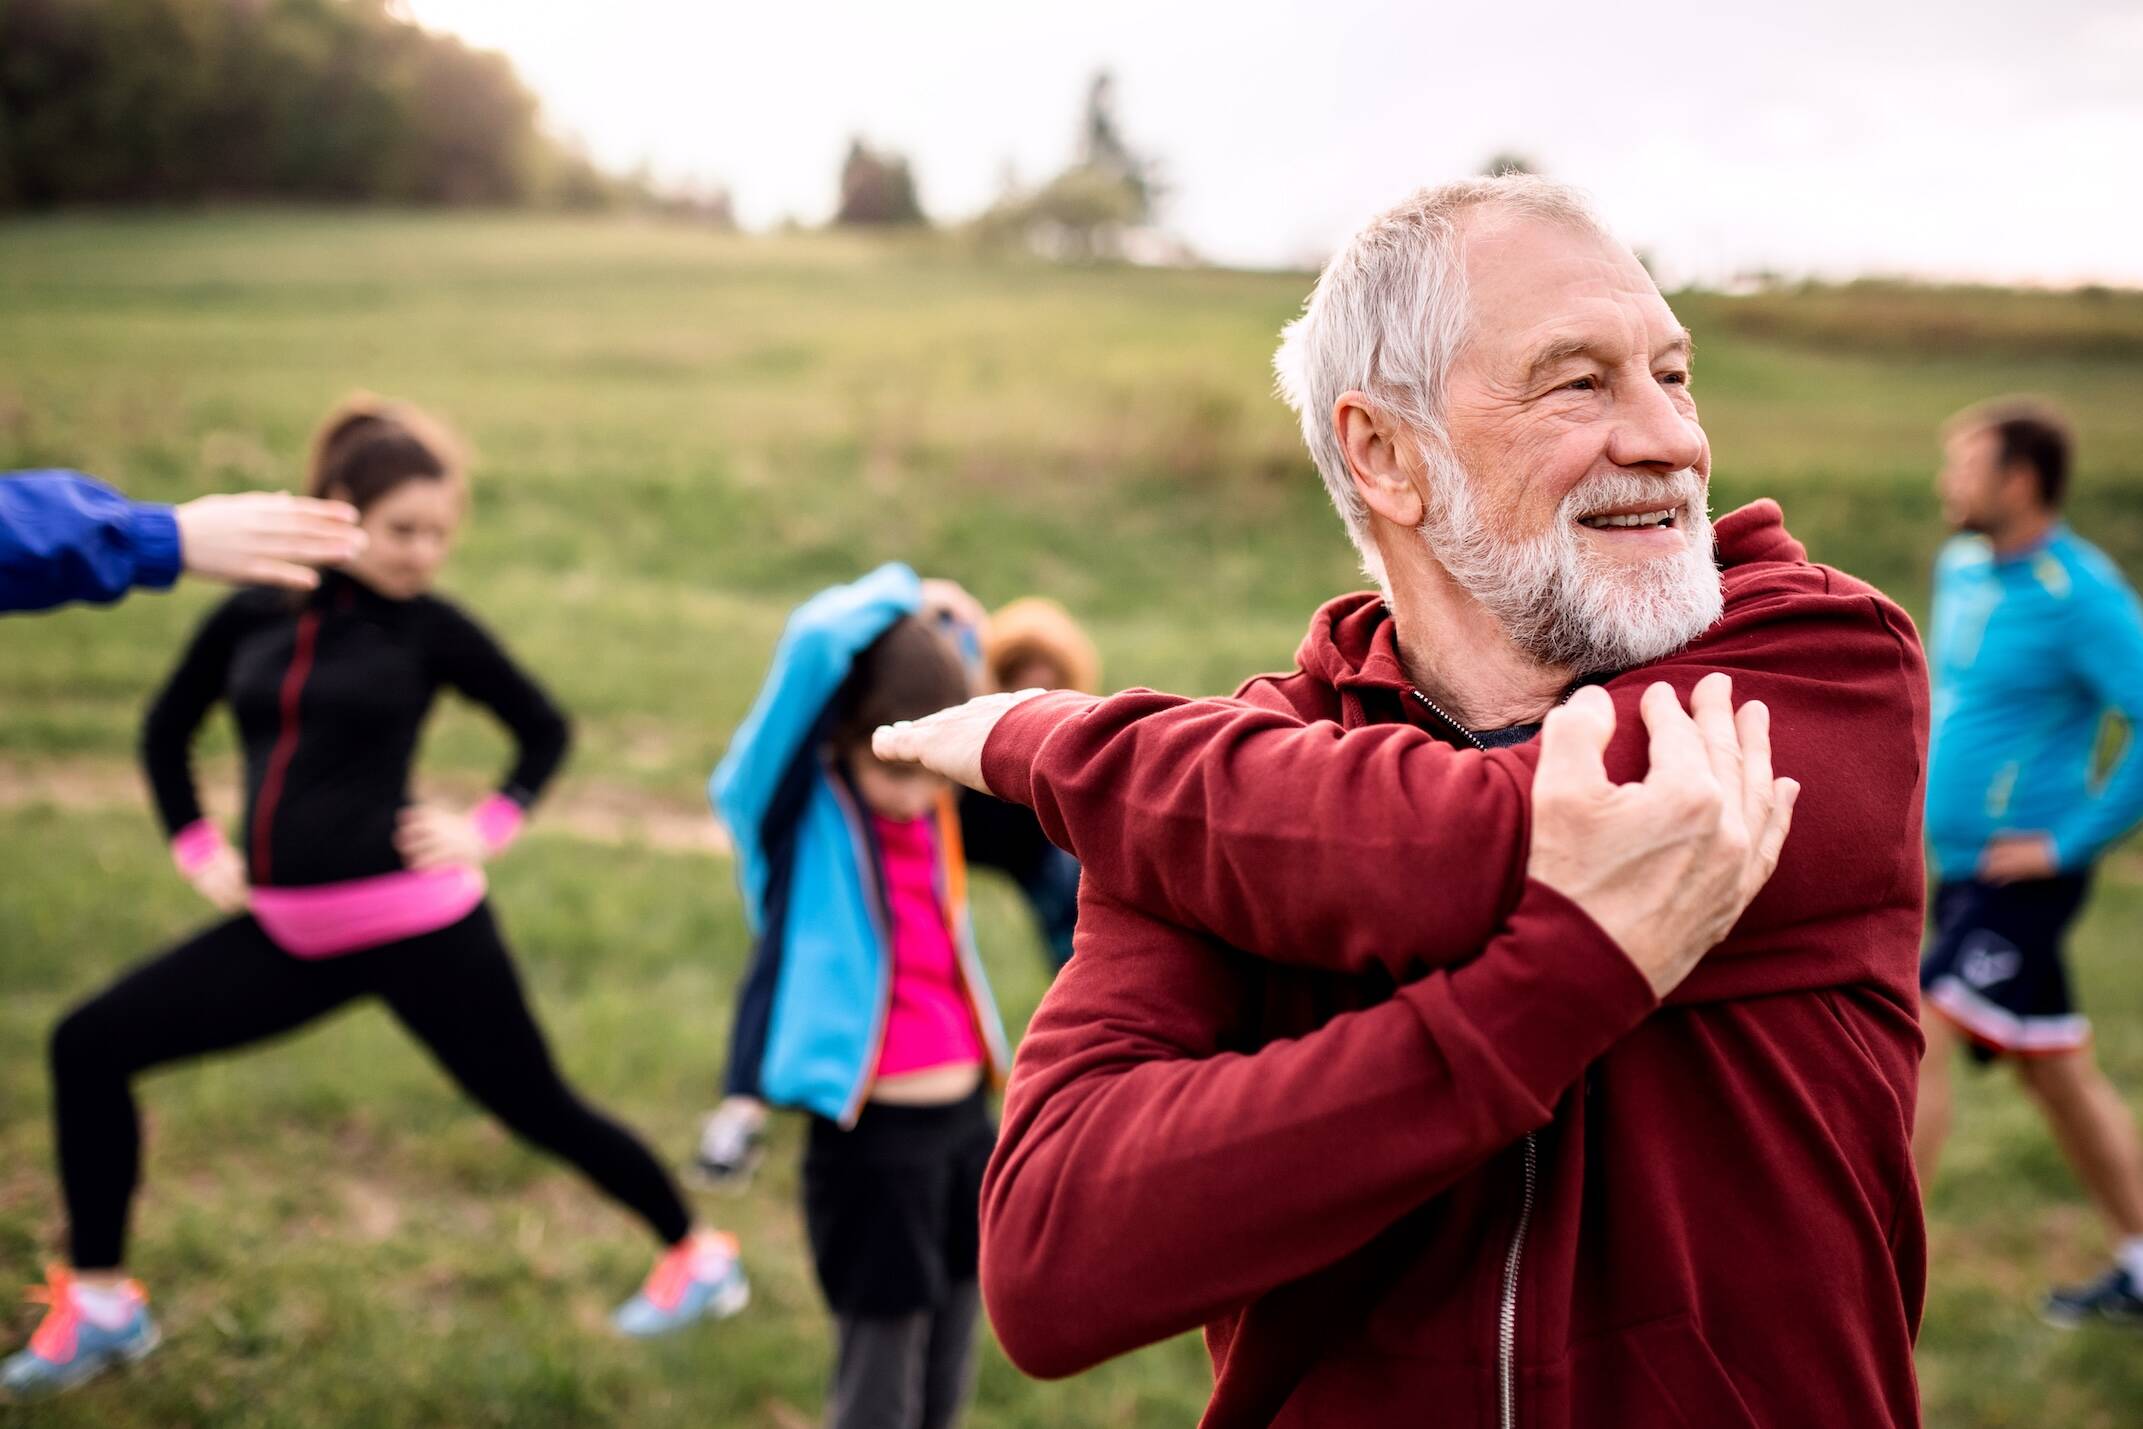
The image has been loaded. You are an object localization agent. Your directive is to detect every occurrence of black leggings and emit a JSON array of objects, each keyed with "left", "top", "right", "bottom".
[{"left": 50, "top": 902, "right": 692, "bottom": 1269}]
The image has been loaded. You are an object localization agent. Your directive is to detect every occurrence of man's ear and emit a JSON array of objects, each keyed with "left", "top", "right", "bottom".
[
  {"left": 2000, "top": 459, "right": 2047, "bottom": 516},
  {"left": 1335, "top": 392, "right": 1426, "bottom": 529}
]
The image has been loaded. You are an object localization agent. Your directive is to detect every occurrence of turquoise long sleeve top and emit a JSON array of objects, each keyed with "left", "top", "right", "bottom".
[{"left": 1925, "top": 525, "right": 2143, "bottom": 878}]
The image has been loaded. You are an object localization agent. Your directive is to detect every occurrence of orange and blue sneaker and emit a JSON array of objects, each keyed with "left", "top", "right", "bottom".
[
  {"left": 612, "top": 1232, "right": 749, "bottom": 1338},
  {"left": 2, "top": 1266, "right": 160, "bottom": 1399}
]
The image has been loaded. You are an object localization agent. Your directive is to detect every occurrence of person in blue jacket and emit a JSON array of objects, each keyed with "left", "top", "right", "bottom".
[
  {"left": 0, "top": 471, "right": 362, "bottom": 613},
  {"left": 1913, "top": 398, "right": 2143, "bottom": 1327},
  {"left": 701, "top": 564, "right": 1011, "bottom": 1429}
]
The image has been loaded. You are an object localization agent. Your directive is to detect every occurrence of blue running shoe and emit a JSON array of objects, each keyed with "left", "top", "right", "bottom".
[
  {"left": 2043, "top": 1265, "right": 2143, "bottom": 1329},
  {"left": 3, "top": 1267, "right": 160, "bottom": 1399},
  {"left": 613, "top": 1233, "right": 749, "bottom": 1338}
]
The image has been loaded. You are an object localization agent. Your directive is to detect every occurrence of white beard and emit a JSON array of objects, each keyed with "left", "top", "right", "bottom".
[{"left": 1416, "top": 451, "right": 1724, "bottom": 673}]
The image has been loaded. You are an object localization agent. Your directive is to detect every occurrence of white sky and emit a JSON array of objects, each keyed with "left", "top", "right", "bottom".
[{"left": 406, "top": 0, "right": 2143, "bottom": 286}]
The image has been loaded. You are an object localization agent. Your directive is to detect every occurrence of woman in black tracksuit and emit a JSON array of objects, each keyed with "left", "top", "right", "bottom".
[{"left": 3, "top": 397, "right": 741, "bottom": 1401}]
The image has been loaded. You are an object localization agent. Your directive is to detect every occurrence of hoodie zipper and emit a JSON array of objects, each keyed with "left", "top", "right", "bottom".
[
  {"left": 250, "top": 609, "right": 322, "bottom": 882},
  {"left": 1406, "top": 689, "right": 1486, "bottom": 753},
  {"left": 1499, "top": 1136, "right": 1539, "bottom": 1429},
  {"left": 1408, "top": 687, "right": 1534, "bottom": 1429}
]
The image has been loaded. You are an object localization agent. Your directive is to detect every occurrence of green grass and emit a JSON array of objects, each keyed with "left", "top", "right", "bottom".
[{"left": 2, "top": 209, "right": 2142, "bottom": 1425}]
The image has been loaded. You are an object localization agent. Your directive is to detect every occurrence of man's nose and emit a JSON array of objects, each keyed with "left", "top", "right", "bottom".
[{"left": 1604, "top": 375, "right": 1704, "bottom": 474}]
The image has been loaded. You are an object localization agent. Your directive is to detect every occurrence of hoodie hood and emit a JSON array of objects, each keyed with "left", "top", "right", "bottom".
[{"left": 1290, "top": 499, "right": 1808, "bottom": 698}]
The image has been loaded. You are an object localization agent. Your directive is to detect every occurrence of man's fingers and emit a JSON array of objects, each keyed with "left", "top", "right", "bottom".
[
  {"left": 871, "top": 720, "right": 921, "bottom": 766},
  {"left": 1754, "top": 777, "right": 1799, "bottom": 876},
  {"left": 1736, "top": 698, "right": 1774, "bottom": 828},
  {"left": 1639, "top": 681, "right": 1710, "bottom": 789},
  {"left": 1689, "top": 673, "right": 1742, "bottom": 800},
  {"left": 282, "top": 496, "right": 361, "bottom": 526},
  {"left": 264, "top": 520, "right": 368, "bottom": 559},
  {"left": 243, "top": 559, "right": 322, "bottom": 590},
  {"left": 1535, "top": 684, "right": 1616, "bottom": 797}
]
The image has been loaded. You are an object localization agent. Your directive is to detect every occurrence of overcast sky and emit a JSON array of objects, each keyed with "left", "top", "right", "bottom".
[{"left": 406, "top": 0, "right": 2143, "bottom": 286}]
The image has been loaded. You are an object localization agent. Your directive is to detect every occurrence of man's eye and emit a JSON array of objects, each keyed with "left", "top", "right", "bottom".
[
  {"left": 1659, "top": 370, "right": 1690, "bottom": 387},
  {"left": 1562, "top": 376, "right": 1596, "bottom": 392}
]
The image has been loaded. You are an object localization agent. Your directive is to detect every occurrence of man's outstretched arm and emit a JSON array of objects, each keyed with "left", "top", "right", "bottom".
[{"left": 881, "top": 580, "right": 1922, "bottom": 992}]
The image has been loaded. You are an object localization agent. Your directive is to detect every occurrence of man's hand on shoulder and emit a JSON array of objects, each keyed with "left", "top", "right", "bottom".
[{"left": 1529, "top": 674, "right": 1800, "bottom": 998}]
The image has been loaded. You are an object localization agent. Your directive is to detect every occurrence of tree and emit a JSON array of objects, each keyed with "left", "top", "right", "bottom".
[
  {"left": 833, "top": 137, "right": 925, "bottom": 226},
  {"left": 1480, "top": 151, "right": 1541, "bottom": 177},
  {"left": 973, "top": 68, "right": 1164, "bottom": 261},
  {"left": 1078, "top": 69, "right": 1154, "bottom": 224},
  {"left": 0, "top": 0, "right": 636, "bottom": 210}
]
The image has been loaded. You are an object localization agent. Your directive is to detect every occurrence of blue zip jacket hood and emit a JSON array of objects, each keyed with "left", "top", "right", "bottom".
[{"left": 711, "top": 564, "right": 1009, "bottom": 1124}]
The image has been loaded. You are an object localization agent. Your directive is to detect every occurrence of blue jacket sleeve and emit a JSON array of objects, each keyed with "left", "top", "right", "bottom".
[
  {"left": 2052, "top": 575, "right": 2143, "bottom": 868},
  {"left": 711, "top": 563, "right": 922, "bottom": 929},
  {"left": 0, "top": 471, "right": 183, "bottom": 613}
]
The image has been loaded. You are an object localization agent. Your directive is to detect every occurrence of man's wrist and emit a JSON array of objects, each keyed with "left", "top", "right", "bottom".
[{"left": 979, "top": 689, "right": 1098, "bottom": 805}]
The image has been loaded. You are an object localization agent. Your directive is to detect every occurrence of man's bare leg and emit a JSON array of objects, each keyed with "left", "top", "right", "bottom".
[
  {"left": 1914, "top": 1004, "right": 1960, "bottom": 1187},
  {"left": 2014, "top": 1048, "right": 2143, "bottom": 1239},
  {"left": 2018, "top": 1045, "right": 2143, "bottom": 1324}
]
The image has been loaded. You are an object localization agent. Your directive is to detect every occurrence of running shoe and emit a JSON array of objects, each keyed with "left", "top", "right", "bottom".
[
  {"left": 2, "top": 1266, "right": 160, "bottom": 1399},
  {"left": 612, "top": 1233, "right": 749, "bottom": 1338},
  {"left": 2043, "top": 1265, "right": 2143, "bottom": 1329},
  {"left": 689, "top": 1102, "right": 767, "bottom": 1190}
]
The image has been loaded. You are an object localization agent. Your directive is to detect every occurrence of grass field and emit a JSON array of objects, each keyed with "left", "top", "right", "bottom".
[{"left": 2, "top": 210, "right": 2141, "bottom": 1426}]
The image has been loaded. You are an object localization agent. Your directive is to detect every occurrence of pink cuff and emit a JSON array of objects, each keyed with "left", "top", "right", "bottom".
[
  {"left": 171, "top": 820, "right": 230, "bottom": 877},
  {"left": 472, "top": 794, "right": 526, "bottom": 854}
]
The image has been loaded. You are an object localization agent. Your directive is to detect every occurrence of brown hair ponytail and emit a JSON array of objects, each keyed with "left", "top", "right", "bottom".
[{"left": 306, "top": 394, "right": 466, "bottom": 511}]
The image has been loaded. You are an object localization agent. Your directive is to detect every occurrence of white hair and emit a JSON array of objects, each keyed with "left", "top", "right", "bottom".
[{"left": 1273, "top": 175, "right": 1615, "bottom": 588}]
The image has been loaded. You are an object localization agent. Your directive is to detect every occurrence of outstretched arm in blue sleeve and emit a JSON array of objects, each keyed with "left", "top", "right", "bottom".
[{"left": 0, "top": 471, "right": 181, "bottom": 613}]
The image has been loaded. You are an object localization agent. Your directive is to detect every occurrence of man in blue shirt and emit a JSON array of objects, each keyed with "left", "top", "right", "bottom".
[
  {"left": 1914, "top": 399, "right": 2143, "bottom": 1326},
  {"left": 0, "top": 471, "right": 362, "bottom": 614}
]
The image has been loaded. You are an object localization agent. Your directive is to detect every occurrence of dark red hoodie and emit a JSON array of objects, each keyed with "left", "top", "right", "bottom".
[{"left": 977, "top": 502, "right": 1929, "bottom": 1427}]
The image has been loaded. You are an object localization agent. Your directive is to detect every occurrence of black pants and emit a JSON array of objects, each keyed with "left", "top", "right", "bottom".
[
  {"left": 50, "top": 902, "right": 692, "bottom": 1269},
  {"left": 827, "top": 1280, "right": 981, "bottom": 1429},
  {"left": 805, "top": 1093, "right": 994, "bottom": 1429}
]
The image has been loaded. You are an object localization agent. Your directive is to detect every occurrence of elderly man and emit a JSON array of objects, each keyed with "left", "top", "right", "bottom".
[{"left": 880, "top": 177, "right": 1928, "bottom": 1426}]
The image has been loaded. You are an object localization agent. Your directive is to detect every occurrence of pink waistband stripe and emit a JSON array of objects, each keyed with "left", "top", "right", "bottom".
[
  {"left": 168, "top": 794, "right": 528, "bottom": 958},
  {"left": 249, "top": 866, "right": 488, "bottom": 958}
]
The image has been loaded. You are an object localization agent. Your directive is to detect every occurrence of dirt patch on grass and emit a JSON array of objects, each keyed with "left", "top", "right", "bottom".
[{"left": 0, "top": 755, "right": 729, "bottom": 857}]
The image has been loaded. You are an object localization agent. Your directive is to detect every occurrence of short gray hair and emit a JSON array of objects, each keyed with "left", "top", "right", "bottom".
[{"left": 1273, "top": 175, "right": 1612, "bottom": 587}]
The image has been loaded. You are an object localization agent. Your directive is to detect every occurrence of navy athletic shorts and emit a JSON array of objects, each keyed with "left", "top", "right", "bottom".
[{"left": 1921, "top": 873, "right": 2093, "bottom": 1062}]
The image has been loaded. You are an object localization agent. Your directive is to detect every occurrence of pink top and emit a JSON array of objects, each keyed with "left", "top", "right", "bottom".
[
  {"left": 170, "top": 795, "right": 525, "bottom": 959},
  {"left": 871, "top": 812, "right": 985, "bottom": 1079}
]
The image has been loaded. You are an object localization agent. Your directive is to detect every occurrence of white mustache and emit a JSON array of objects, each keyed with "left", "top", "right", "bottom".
[{"left": 1562, "top": 469, "right": 1705, "bottom": 522}]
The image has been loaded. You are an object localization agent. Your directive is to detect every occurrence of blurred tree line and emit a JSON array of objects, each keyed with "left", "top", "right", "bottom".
[
  {"left": 0, "top": 0, "right": 631, "bottom": 209},
  {"left": 834, "top": 137, "right": 923, "bottom": 226},
  {"left": 970, "top": 71, "right": 1164, "bottom": 261}
]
